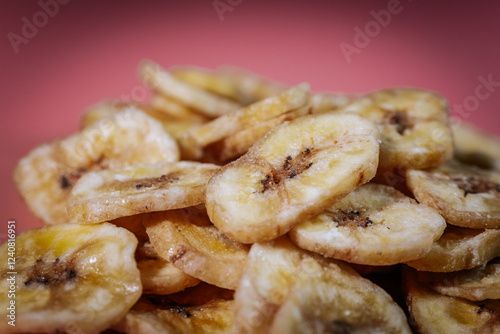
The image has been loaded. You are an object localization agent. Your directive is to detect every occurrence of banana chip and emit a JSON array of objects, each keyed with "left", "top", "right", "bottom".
[
  {"left": 416, "top": 258, "right": 500, "bottom": 301},
  {"left": 180, "top": 84, "right": 309, "bottom": 160},
  {"left": 452, "top": 119, "right": 500, "bottom": 170},
  {"left": 206, "top": 112, "right": 380, "bottom": 243},
  {"left": 144, "top": 206, "right": 250, "bottom": 290},
  {"left": 139, "top": 60, "right": 242, "bottom": 118},
  {"left": 270, "top": 257, "right": 411, "bottom": 334},
  {"left": 342, "top": 88, "right": 454, "bottom": 170},
  {"left": 290, "top": 183, "right": 446, "bottom": 265},
  {"left": 407, "top": 159, "right": 500, "bottom": 229},
  {"left": 0, "top": 223, "right": 142, "bottom": 334},
  {"left": 114, "top": 283, "right": 234, "bottom": 334},
  {"left": 112, "top": 215, "right": 200, "bottom": 295},
  {"left": 68, "top": 161, "right": 219, "bottom": 224},
  {"left": 406, "top": 225, "right": 500, "bottom": 272},
  {"left": 14, "top": 109, "right": 179, "bottom": 225},
  {"left": 405, "top": 267, "right": 500, "bottom": 334}
]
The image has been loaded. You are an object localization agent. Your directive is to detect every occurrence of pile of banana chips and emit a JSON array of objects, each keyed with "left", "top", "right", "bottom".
[{"left": 3, "top": 61, "right": 500, "bottom": 333}]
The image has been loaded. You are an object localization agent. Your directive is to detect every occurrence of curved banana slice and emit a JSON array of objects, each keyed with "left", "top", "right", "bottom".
[
  {"left": 139, "top": 60, "right": 242, "bottom": 118},
  {"left": 234, "top": 237, "right": 305, "bottom": 334},
  {"left": 180, "top": 84, "right": 309, "bottom": 160},
  {"left": 80, "top": 100, "right": 130, "bottom": 128},
  {"left": 290, "top": 183, "right": 446, "bottom": 265},
  {"left": 114, "top": 284, "right": 234, "bottom": 334},
  {"left": 144, "top": 206, "right": 250, "bottom": 290},
  {"left": 0, "top": 223, "right": 141, "bottom": 334},
  {"left": 149, "top": 93, "right": 210, "bottom": 123},
  {"left": 342, "top": 88, "right": 453, "bottom": 170},
  {"left": 270, "top": 257, "right": 411, "bottom": 334},
  {"left": 416, "top": 258, "right": 500, "bottom": 301},
  {"left": 452, "top": 119, "right": 500, "bottom": 170},
  {"left": 112, "top": 215, "right": 200, "bottom": 295},
  {"left": 214, "top": 65, "right": 289, "bottom": 105},
  {"left": 13, "top": 108, "right": 179, "bottom": 225},
  {"left": 404, "top": 267, "right": 500, "bottom": 334},
  {"left": 407, "top": 160, "right": 500, "bottom": 229},
  {"left": 406, "top": 225, "right": 500, "bottom": 272},
  {"left": 68, "top": 161, "right": 219, "bottom": 224},
  {"left": 308, "top": 92, "right": 356, "bottom": 114},
  {"left": 206, "top": 112, "right": 380, "bottom": 243}
]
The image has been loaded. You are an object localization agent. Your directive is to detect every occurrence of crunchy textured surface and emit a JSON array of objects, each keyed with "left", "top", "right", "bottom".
[
  {"left": 68, "top": 161, "right": 219, "bottom": 224},
  {"left": 407, "top": 160, "right": 500, "bottom": 229},
  {"left": 206, "top": 113, "right": 380, "bottom": 243},
  {"left": 13, "top": 109, "right": 179, "bottom": 225},
  {"left": 290, "top": 183, "right": 446, "bottom": 265},
  {"left": 144, "top": 206, "right": 250, "bottom": 290},
  {"left": 0, "top": 223, "right": 142, "bottom": 334}
]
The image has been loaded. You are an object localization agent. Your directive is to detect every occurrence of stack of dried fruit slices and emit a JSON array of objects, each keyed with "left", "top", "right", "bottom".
[{"left": 2, "top": 61, "right": 500, "bottom": 334}]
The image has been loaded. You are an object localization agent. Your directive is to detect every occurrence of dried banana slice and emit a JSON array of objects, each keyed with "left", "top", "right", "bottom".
[
  {"left": 270, "top": 257, "right": 411, "bottom": 334},
  {"left": 68, "top": 161, "right": 219, "bottom": 224},
  {"left": 308, "top": 92, "right": 356, "bottom": 114},
  {"left": 406, "top": 225, "right": 500, "bottom": 272},
  {"left": 206, "top": 112, "right": 380, "bottom": 243},
  {"left": 180, "top": 84, "right": 309, "bottom": 160},
  {"left": 149, "top": 93, "right": 209, "bottom": 123},
  {"left": 233, "top": 237, "right": 311, "bottom": 334},
  {"left": 407, "top": 159, "right": 500, "bottom": 229},
  {"left": 452, "top": 119, "right": 500, "bottom": 170},
  {"left": 342, "top": 88, "right": 454, "bottom": 170},
  {"left": 112, "top": 215, "right": 200, "bottom": 295},
  {"left": 214, "top": 65, "right": 289, "bottom": 105},
  {"left": 80, "top": 100, "right": 130, "bottom": 128},
  {"left": 0, "top": 223, "right": 141, "bottom": 334},
  {"left": 404, "top": 267, "right": 500, "bottom": 334},
  {"left": 290, "top": 183, "right": 446, "bottom": 265},
  {"left": 416, "top": 258, "right": 500, "bottom": 301},
  {"left": 144, "top": 206, "right": 250, "bottom": 290},
  {"left": 114, "top": 284, "right": 234, "bottom": 334},
  {"left": 13, "top": 108, "right": 180, "bottom": 225},
  {"left": 139, "top": 60, "right": 241, "bottom": 118}
]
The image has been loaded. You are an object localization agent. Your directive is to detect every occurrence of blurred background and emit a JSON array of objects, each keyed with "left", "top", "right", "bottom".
[{"left": 1, "top": 0, "right": 499, "bottom": 237}]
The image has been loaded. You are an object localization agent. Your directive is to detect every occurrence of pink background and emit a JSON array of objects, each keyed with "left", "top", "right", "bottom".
[{"left": 1, "top": 0, "right": 499, "bottom": 238}]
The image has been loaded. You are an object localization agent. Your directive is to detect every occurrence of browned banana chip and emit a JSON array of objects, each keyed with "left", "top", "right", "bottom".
[
  {"left": 416, "top": 258, "right": 500, "bottom": 301},
  {"left": 407, "top": 159, "right": 500, "bottom": 229},
  {"left": 13, "top": 108, "right": 180, "bottom": 225},
  {"left": 206, "top": 113, "right": 380, "bottom": 243},
  {"left": 144, "top": 206, "right": 250, "bottom": 290},
  {"left": 139, "top": 60, "right": 242, "bottom": 118},
  {"left": 406, "top": 225, "right": 500, "bottom": 272},
  {"left": 270, "top": 257, "right": 411, "bottom": 334},
  {"left": 405, "top": 267, "right": 500, "bottom": 334},
  {"left": 113, "top": 284, "right": 234, "bottom": 334},
  {"left": 68, "top": 161, "right": 219, "bottom": 224},
  {"left": 290, "top": 183, "right": 446, "bottom": 265},
  {"left": 180, "top": 84, "right": 309, "bottom": 160},
  {"left": 112, "top": 215, "right": 200, "bottom": 295},
  {"left": 341, "top": 88, "right": 454, "bottom": 170}
]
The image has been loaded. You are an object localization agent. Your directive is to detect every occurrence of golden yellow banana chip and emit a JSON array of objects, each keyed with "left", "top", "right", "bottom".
[
  {"left": 406, "top": 225, "right": 500, "bottom": 272},
  {"left": 139, "top": 60, "right": 242, "bottom": 118},
  {"left": 407, "top": 159, "right": 500, "bottom": 229},
  {"left": 13, "top": 108, "right": 180, "bottom": 226},
  {"left": 0, "top": 223, "right": 142, "bottom": 334},
  {"left": 180, "top": 84, "right": 309, "bottom": 160},
  {"left": 206, "top": 112, "right": 380, "bottom": 243},
  {"left": 405, "top": 267, "right": 500, "bottom": 334},
  {"left": 270, "top": 257, "right": 411, "bottom": 334},
  {"left": 342, "top": 88, "right": 454, "bottom": 170},
  {"left": 416, "top": 258, "right": 500, "bottom": 301},
  {"left": 68, "top": 161, "right": 219, "bottom": 224},
  {"left": 290, "top": 183, "right": 446, "bottom": 265},
  {"left": 144, "top": 206, "right": 250, "bottom": 290},
  {"left": 113, "top": 283, "right": 234, "bottom": 334}
]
